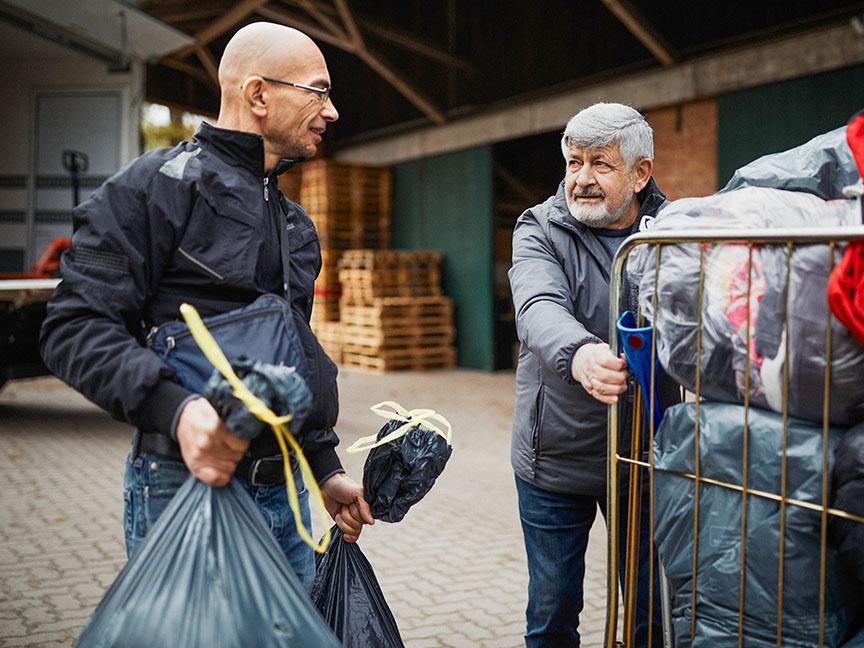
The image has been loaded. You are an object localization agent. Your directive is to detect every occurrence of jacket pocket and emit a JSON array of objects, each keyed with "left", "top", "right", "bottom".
[
  {"left": 177, "top": 246, "right": 224, "bottom": 280},
  {"left": 530, "top": 383, "right": 546, "bottom": 458}
]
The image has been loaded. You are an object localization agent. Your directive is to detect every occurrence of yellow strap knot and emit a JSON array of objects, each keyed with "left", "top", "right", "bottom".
[
  {"left": 346, "top": 400, "right": 453, "bottom": 455},
  {"left": 179, "top": 303, "right": 331, "bottom": 554}
]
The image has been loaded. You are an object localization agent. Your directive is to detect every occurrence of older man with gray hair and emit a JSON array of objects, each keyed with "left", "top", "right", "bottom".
[{"left": 509, "top": 102, "right": 670, "bottom": 647}]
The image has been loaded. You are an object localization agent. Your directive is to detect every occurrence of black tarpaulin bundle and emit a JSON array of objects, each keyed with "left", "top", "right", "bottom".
[
  {"left": 310, "top": 402, "right": 453, "bottom": 647},
  {"left": 76, "top": 477, "right": 341, "bottom": 648},
  {"left": 653, "top": 402, "right": 859, "bottom": 648},
  {"left": 310, "top": 526, "right": 404, "bottom": 648},
  {"left": 354, "top": 401, "right": 453, "bottom": 523}
]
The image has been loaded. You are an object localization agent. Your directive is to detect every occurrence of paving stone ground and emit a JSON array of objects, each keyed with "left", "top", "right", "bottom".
[{"left": 0, "top": 370, "right": 610, "bottom": 647}]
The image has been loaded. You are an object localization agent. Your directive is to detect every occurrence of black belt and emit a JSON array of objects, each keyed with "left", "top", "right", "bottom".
[{"left": 135, "top": 431, "right": 291, "bottom": 487}]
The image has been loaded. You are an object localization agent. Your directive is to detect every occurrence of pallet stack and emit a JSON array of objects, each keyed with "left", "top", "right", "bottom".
[
  {"left": 300, "top": 160, "right": 392, "bottom": 330},
  {"left": 337, "top": 250, "right": 456, "bottom": 372}
]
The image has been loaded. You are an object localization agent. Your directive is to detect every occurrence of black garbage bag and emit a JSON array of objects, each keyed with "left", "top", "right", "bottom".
[
  {"left": 360, "top": 402, "right": 453, "bottom": 523},
  {"left": 654, "top": 402, "right": 858, "bottom": 648},
  {"left": 831, "top": 421, "right": 864, "bottom": 583},
  {"left": 76, "top": 476, "right": 340, "bottom": 648},
  {"left": 310, "top": 526, "right": 404, "bottom": 648},
  {"left": 310, "top": 403, "right": 453, "bottom": 646},
  {"left": 203, "top": 356, "right": 311, "bottom": 438}
]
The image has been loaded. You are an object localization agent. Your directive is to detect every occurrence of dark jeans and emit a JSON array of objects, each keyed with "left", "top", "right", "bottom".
[
  {"left": 123, "top": 451, "right": 315, "bottom": 592},
  {"left": 516, "top": 474, "right": 662, "bottom": 648}
]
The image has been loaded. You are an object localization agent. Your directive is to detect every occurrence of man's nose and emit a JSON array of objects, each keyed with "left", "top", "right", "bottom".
[
  {"left": 575, "top": 164, "right": 595, "bottom": 187},
  {"left": 322, "top": 99, "right": 339, "bottom": 122}
]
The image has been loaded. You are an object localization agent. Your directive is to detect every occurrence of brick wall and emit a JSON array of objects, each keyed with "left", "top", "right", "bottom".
[{"left": 646, "top": 98, "right": 717, "bottom": 201}]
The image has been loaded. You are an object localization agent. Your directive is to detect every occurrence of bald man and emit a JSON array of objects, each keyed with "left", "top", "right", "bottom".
[{"left": 40, "top": 23, "right": 371, "bottom": 591}]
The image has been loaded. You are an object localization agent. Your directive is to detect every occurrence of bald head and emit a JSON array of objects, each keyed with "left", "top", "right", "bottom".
[{"left": 219, "top": 23, "right": 323, "bottom": 97}]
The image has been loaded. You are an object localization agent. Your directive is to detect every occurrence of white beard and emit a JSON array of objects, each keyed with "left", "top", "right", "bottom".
[{"left": 567, "top": 191, "right": 634, "bottom": 228}]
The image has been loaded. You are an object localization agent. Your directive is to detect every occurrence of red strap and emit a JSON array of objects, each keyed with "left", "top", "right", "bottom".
[{"left": 847, "top": 110, "right": 864, "bottom": 179}]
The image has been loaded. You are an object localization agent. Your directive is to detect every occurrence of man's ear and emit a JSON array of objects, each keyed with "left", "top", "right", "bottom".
[
  {"left": 633, "top": 158, "right": 653, "bottom": 193},
  {"left": 241, "top": 77, "right": 268, "bottom": 117}
]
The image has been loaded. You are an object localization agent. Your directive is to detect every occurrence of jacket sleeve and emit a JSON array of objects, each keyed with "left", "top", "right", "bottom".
[
  {"left": 509, "top": 208, "right": 603, "bottom": 384},
  {"left": 40, "top": 162, "right": 195, "bottom": 435}
]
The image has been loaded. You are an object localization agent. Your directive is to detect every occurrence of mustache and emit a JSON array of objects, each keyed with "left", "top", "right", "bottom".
[{"left": 572, "top": 188, "right": 605, "bottom": 199}]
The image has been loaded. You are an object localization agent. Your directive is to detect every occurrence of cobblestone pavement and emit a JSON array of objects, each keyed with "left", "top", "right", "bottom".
[{"left": 0, "top": 370, "right": 610, "bottom": 647}]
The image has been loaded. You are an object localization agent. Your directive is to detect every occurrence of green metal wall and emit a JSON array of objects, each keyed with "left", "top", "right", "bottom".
[
  {"left": 392, "top": 146, "right": 495, "bottom": 370},
  {"left": 717, "top": 64, "right": 864, "bottom": 187}
]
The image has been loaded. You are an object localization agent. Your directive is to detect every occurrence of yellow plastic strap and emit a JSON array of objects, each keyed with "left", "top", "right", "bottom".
[
  {"left": 345, "top": 400, "right": 453, "bottom": 455},
  {"left": 179, "top": 303, "right": 331, "bottom": 554}
]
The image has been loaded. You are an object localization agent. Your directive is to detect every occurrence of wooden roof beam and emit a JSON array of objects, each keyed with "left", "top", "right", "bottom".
[
  {"left": 280, "top": 0, "right": 474, "bottom": 71},
  {"left": 333, "top": 0, "right": 364, "bottom": 48},
  {"left": 195, "top": 46, "right": 220, "bottom": 85},
  {"left": 258, "top": 4, "right": 446, "bottom": 125},
  {"left": 169, "top": 0, "right": 269, "bottom": 59},
  {"left": 599, "top": 0, "right": 678, "bottom": 66},
  {"left": 256, "top": 6, "right": 355, "bottom": 50}
]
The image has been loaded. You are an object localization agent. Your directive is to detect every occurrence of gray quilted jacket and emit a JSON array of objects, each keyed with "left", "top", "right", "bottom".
[{"left": 509, "top": 178, "right": 667, "bottom": 496}]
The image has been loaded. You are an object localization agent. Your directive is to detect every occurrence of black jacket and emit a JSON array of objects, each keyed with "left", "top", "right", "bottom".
[
  {"left": 40, "top": 122, "right": 342, "bottom": 480},
  {"left": 509, "top": 178, "right": 671, "bottom": 496}
]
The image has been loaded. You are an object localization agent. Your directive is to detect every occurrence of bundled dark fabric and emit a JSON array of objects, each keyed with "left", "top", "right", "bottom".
[
  {"left": 203, "top": 357, "right": 311, "bottom": 439},
  {"left": 831, "top": 421, "right": 864, "bottom": 583},
  {"left": 653, "top": 402, "right": 858, "bottom": 648},
  {"left": 363, "top": 417, "right": 453, "bottom": 523},
  {"left": 629, "top": 187, "right": 864, "bottom": 426},
  {"left": 310, "top": 526, "right": 404, "bottom": 648},
  {"left": 721, "top": 125, "right": 859, "bottom": 199},
  {"left": 76, "top": 476, "right": 340, "bottom": 648}
]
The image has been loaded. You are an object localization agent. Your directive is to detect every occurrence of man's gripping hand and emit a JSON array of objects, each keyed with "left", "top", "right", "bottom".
[
  {"left": 571, "top": 342, "right": 629, "bottom": 405},
  {"left": 176, "top": 397, "right": 250, "bottom": 487},
  {"left": 321, "top": 473, "right": 374, "bottom": 543}
]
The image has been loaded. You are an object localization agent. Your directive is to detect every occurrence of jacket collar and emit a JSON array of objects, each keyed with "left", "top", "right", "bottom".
[
  {"left": 549, "top": 176, "right": 666, "bottom": 232},
  {"left": 193, "top": 121, "right": 303, "bottom": 177}
]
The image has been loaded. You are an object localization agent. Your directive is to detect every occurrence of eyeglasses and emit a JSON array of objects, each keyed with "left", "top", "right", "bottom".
[{"left": 260, "top": 76, "right": 331, "bottom": 105}]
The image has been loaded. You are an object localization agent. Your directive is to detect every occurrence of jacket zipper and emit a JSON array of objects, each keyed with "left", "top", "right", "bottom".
[
  {"left": 178, "top": 247, "right": 225, "bottom": 280},
  {"left": 263, "top": 176, "right": 269, "bottom": 202},
  {"left": 150, "top": 306, "right": 283, "bottom": 353}
]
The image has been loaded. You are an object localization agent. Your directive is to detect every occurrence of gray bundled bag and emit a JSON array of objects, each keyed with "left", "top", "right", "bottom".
[
  {"left": 76, "top": 476, "right": 340, "bottom": 648},
  {"left": 629, "top": 187, "right": 864, "bottom": 426},
  {"left": 653, "top": 402, "right": 859, "bottom": 648},
  {"left": 722, "top": 126, "right": 859, "bottom": 199}
]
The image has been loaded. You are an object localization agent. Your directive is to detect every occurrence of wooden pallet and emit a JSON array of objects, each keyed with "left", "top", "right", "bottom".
[
  {"left": 312, "top": 321, "right": 342, "bottom": 364},
  {"left": 339, "top": 296, "right": 453, "bottom": 324},
  {"left": 341, "top": 346, "right": 456, "bottom": 373},
  {"left": 311, "top": 294, "right": 341, "bottom": 324},
  {"left": 341, "top": 324, "right": 455, "bottom": 350},
  {"left": 300, "top": 160, "right": 391, "bottom": 217},
  {"left": 338, "top": 249, "right": 441, "bottom": 271}
]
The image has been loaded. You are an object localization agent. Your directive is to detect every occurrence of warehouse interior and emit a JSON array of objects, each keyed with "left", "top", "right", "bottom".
[{"left": 1, "top": 0, "right": 864, "bottom": 371}]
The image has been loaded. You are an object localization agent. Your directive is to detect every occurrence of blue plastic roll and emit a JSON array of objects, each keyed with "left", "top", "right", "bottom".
[{"left": 617, "top": 311, "right": 664, "bottom": 430}]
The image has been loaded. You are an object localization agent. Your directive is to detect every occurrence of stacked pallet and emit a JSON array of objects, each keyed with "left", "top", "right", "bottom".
[
  {"left": 300, "top": 160, "right": 391, "bottom": 327},
  {"left": 337, "top": 250, "right": 456, "bottom": 372}
]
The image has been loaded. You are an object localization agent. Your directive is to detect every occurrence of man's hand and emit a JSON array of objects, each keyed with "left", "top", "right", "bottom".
[
  {"left": 176, "top": 397, "right": 250, "bottom": 487},
  {"left": 571, "top": 342, "right": 629, "bottom": 405},
  {"left": 320, "top": 473, "right": 374, "bottom": 543}
]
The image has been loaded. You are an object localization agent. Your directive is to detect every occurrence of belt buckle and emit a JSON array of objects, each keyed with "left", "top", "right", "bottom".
[
  {"left": 248, "top": 455, "right": 283, "bottom": 487},
  {"left": 249, "top": 457, "right": 268, "bottom": 487}
]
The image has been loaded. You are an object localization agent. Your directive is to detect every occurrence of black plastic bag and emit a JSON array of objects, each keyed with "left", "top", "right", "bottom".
[
  {"left": 831, "top": 421, "right": 864, "bottom": 583},
  {"left": 360, "top": 403, "right": 453, "bottom": 523},
  {"left": 310, "top": 526, "right": 404, "bottom": 648},
  {"left": 76, "top": 476, "right": 340, "bottom": 648},
  {"left": 310, "top": 403, "right": 453, "bottom": 646},
  {"left": 204, "top": 356, "right": 311, "bottom": 439}
]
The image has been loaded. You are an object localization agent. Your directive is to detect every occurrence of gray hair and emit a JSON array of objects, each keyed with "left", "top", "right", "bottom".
[{"left": 560, "top": 102, "right": 654, "bottom": 167}]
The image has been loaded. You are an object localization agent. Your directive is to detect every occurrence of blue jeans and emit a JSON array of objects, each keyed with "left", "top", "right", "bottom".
[
  {"left": 516, "top": 474, "right": 662, "bottom": 648},
  {"left": 123, "top": 451, "right": 315, "bottom": 592}
]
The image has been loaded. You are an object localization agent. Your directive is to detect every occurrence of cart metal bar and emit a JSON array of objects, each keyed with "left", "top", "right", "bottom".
[{"left": 605, "top": 225, "right": 864, "bottom": 648}]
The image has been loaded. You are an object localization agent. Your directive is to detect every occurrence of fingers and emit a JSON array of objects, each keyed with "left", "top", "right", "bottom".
[
  {"left": 334, "top": 507, "right": 362, "bottom": 543},
  {"left": 355, "top": 496, "right": 375, "bottom": 526},
  {"left": 176, "top": 398, "right": 249, "bottom": 486}
]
